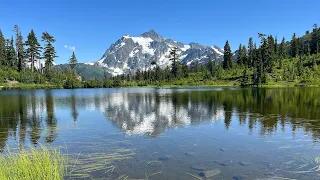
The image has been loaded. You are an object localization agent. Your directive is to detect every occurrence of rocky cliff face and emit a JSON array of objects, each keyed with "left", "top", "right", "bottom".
[{"left": 95, "top": 30, "right": 224, "bottom": 76}]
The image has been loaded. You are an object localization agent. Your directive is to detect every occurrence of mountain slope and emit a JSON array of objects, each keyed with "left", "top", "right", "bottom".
[
  {"left": 95, "top": 30, "right": 224, "bottom": 76},
  {"left": 53, "top": 63, "right": 110, "bottom": 80}
]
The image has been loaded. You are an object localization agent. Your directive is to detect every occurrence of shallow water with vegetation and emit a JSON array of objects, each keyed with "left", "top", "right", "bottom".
[{"left": 1, "top": 87, "right": 320, "bottom": 179}]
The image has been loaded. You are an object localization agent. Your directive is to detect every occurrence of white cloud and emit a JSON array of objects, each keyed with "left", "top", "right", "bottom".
[{"left": 64, "top": 45, "right": 75, "bottom": 52}]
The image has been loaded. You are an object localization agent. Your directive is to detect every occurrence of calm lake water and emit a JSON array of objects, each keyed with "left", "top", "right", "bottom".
[{"left": 1, "top": 87, "right": 320, "bottom": 179}]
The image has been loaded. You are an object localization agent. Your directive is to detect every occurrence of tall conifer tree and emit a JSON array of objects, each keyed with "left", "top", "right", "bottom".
[
  {"left": 0, "top": 30, "right": 5, "bottom": 66},
  {"left": 42, "top": 32, "right": 57, "bottom": 78},
  {"left": 6, "top": 37, "right": 16, "bottom": 68},
  {"left": 223, "top": 40, "right": 233, "bottom": 69},
  {"left": 13, "top": 25, "right": 25, "bottom": 72},
  {"left": 69, "top": 51, "right": 78, "bottom": 74},
  {"left": 25, "top": 29, "right": 41, "bottom": 72}
]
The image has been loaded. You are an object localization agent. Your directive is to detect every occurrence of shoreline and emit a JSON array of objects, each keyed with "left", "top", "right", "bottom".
[{"left": 1, "top": 82, "right": 320, "bottom": 91}]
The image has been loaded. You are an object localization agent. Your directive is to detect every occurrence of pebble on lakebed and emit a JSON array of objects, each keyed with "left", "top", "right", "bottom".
[
  {"left": 158, "top": 155, "right": 171, "bottom": 161},
  {"left": 185, "top": 152, "right": 196, "bottom": 157},
  {"left": 214, "top": 160, "right": 233, "bottom": 166},
  {"left": 238, "top": 161, "right": 251, "bottom": 166},
  {"left": 190, "top": 165, "right": 208, "bottom": 171},
  {"left": 233, "top": 175, "right": 247, "bottom": 180},
  {"left": 199, "top": 169, "right": 221, "bottom": 178}
]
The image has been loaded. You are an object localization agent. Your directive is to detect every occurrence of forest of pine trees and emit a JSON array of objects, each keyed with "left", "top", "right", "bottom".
[
  {"left": 0, "top": 25, "right": 81, "bottom": 89},
  {"left": 1, "top": 24, "right": 320, "bottom": 89}
]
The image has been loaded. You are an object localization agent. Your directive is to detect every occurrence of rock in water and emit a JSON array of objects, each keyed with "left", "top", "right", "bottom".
[
  {"left": 214, "top": 160, "right": 233, "bottom": 166},
  {"left": 158, "top": 155, "right": 170, "bottom": 161},
  {"left": 233, "top": 175, "right": 247, "bottom": 180},
  {"left": 199, "top": 169, "right": 220, "bottom": 178},
  {"left": 238, "top": 161, "right": 251, "bottom": 166},
  {"left": 185, "top": 152, "right": 196, "bottom": 157},
  {"left": 190, "top": 165, "right": 208, "bottom": 171}
]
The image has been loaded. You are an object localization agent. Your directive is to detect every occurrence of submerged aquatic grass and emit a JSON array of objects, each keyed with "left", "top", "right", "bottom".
[
  {"left": 0, "top": 146, "right": 65, "bottom": 180},
  {"left": 67, "top": 148, "right": 136, "bottom": 179}
]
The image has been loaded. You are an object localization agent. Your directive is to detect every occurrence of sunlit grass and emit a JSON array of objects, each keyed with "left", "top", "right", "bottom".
[{"left": 0, "top": 146, "right": 65, "bottom": 180}]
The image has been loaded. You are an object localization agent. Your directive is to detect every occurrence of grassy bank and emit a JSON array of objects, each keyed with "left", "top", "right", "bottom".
[
  {"left": 1, "top": 80, "right": 320, "bottom": 91},
  {"left": 1, "top": 83, "right": 62, "bottom": 90},
  {"left": 0, "top": 147, "right": 65, "bottom": 180}
]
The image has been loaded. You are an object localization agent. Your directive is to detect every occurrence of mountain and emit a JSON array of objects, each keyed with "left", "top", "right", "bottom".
[
  {"left": 53, "top": 63, "right": 110, "bottom": 80},
  {"left": 95, "top": 30, "right": 224, "bottom": 76}
]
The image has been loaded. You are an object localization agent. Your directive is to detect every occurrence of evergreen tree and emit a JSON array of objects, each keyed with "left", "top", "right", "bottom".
[
  {"left": 135, "top": 69, "right": 142, "bottom": 81},
  {"left": 297, "top": 56, "right": 303, "bottom": 76},
  {"left": 291, "top": 33, "right": 299, "bottom": 57},
  {"left": 252, "top": 43, "right": 258, "bottom": 83},
  {"left": 223, "top": 40, "right": 233, "bottom": 69},
  {"left": 267, "top": 35, "right": 275, "bottom": 56},
  {"left": 211, "top": 61, "right": 218, "bottom": 78},
  {"left": 248, "top": 37, "right": 254, "bottom": 67},
  {"left": 255, "top": 48, "right": 264, "bottom": 85},
  {"left": 237, "top": 44, "right": 243, "bottom": 65},
  {"left": 193, "top": 60, "right": 200, "bottom": 72},
  {"left": 42, "top": 32, "right": 57, "bottom": 78},
  {"left": 69, "top": 51, "right": 77, "bottom": 74},
  {"left": 237, "top": 44, "right": 247, "bottom": 66},
  {"left": 279, "top": 37, "right": 287, "bottom": 63},
  {"left": 274, "top": 36, "right": 278, "bottom": 56},
  {"left": 267, "top": 35, "right": 276, "bottom": 67},
  {"left": 259, "top": 33, "right": 271, "bottom": 77},
  {"left": 13, "top": 25, "right": 25, "bottom": 72},
  {"left": 6, "top": 37, "right": 16, "bottom": 68},
  {"left": 311, "top": 24, "right": 320, "bottom": 54},
  {"left": 169, "top": 47, "right": 179, "bottom": 78},
  {"left": 181, "top": 62, "right": 189, "bottom": 78},
  {"left": 241, "top": 66, "right": 250, "bottom": 86},
  {"left": 241, "top": 45, "right": 248, "bottom": 66},
  {"left": 25, "top": 29, "right": 41, "bottom": 72},
  {"left": 0, "top": 29, "right": 5, "bottom": 66},
  {"left": 207, "top": 56, "right": 213, "bottom": 75},
  {"left": 299, "top": 38, "right": 307, "bottom": 56}
]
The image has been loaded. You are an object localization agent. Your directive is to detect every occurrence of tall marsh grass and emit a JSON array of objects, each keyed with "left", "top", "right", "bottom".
[{"left": 0, "top": 146, "right": 65, "bottom": 180}]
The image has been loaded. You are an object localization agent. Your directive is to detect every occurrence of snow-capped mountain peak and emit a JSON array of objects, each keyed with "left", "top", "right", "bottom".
[{"left": 95, "top": 30, "right": 224, "bottom": 76}]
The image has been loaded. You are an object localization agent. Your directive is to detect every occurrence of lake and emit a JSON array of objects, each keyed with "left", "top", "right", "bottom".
[{"left": 0, "top": 87, "right": 320, "bottom": 179}]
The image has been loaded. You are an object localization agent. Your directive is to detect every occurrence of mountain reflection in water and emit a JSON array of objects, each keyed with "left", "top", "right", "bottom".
[{"left": 0, "top": 87, "right": 320, "bottom": 151}]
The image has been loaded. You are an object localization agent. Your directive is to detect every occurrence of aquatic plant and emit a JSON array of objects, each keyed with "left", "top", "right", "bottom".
[{"left": 67, "top": 148, "right": 136, "bottom": 179}]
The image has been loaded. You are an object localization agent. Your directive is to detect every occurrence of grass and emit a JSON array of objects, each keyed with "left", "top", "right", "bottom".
[
  {"left": 1, "top": 83, "right": 61, "bottom": 90},
  {"left": 0, "top": 146, "right": 65, "bottom": 180}
]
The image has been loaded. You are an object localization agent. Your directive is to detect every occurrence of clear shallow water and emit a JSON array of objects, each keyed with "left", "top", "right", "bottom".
[{"left": 1, "top": 87, "right": 320, "bottom": 179}]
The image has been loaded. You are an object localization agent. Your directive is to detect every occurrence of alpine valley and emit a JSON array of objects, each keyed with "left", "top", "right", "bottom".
[{"left": 83, "top": 30, "right": 224, "bottom": 77}]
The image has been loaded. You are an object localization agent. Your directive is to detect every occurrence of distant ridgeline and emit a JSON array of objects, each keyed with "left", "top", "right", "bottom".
[
  {"left": 0, "top": 24, "right": 320, "bottom": 89},
  {"left": 53, "top": 63, "right": 111, "bottom": 80}
]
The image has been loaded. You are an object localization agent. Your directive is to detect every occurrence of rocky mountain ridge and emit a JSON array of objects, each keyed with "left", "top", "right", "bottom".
[{"left": 93, "top": 30, "right": 224, "bottom": 76}]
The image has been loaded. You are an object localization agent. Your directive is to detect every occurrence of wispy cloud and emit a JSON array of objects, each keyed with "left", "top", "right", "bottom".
[{"left": 64, "top": 45, "right": 76, "bottom": 52}]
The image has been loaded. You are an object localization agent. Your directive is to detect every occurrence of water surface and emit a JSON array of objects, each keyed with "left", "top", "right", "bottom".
[{"left": 1, "top": 87, "right": 320, "bottom": 179}]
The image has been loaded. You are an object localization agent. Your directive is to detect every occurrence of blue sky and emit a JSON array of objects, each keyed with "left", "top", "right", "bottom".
[{"left": 1, "top": 0, "right": 319, "bottom": 64}]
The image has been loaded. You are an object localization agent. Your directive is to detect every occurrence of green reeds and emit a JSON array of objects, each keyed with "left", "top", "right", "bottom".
[{"left": 0, "top": 146, "right": 65, "bottom": 180}]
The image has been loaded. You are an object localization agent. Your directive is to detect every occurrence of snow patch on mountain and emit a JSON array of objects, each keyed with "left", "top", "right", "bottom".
[
  {"left": 180, "top": 45, "right": 190, "bottom": 52},
  {"left": 131, "top": 37, "right": 155, "bottom": 55},
  {"left": 211, "top": 46, "right": 224, "bottom": 56}
]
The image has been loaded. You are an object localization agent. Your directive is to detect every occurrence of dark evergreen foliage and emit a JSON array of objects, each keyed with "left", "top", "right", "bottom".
[
  {"left": 25, "top": 29, "right": 41, "bottom": 72},
  {"left": 223, "top": 40, "right": 233, "bottom": 69}
]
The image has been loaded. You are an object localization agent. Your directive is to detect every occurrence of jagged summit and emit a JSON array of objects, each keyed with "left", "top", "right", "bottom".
[
  {"left": 141, "top": 29, "right": 164, "bottom": 41},
  {"left": 95, "top": 30, "right": 224, "bottom": 76}
]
